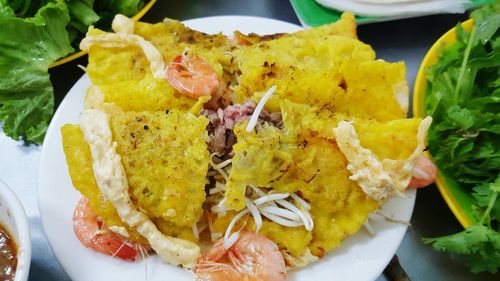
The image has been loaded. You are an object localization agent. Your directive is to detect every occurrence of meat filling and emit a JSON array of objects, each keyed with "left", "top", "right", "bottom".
[{"left": 200, "top": 100, "right": 283, "bottom": 155}]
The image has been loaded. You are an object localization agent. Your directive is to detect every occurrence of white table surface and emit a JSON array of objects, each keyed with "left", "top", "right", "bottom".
[{"left": 0, "top": 129, "right": 69, "bottom": 279}]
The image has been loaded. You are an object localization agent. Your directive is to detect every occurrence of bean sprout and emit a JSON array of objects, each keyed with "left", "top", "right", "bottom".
[
  {"left": 260, "top": 211, "right": 304, "bottom": 227},
  {"left": 224, "top": 209, "right": 250, "bottom": 248},
  {"left": 244, "top": 198, "right": 262, "bottom": 232},
  {"left": 192, "top": 223, "right": 199, "bottom": 241},
  {"left": 290, "top": 192, "right": 311, "bottom": 210},
  {"left": 246, "top": 85, "right": 277, "bottom": 132},
  {"left": 260, "top": 206, "right": 301, "bottom": 221},
  {"left": 253, "top": 193, "right": 289, "bottom": 206},
  {"left": 209, "top": 153, "right": 230, "bottom": 181},
  {"left": 221, "top": 188, "right": 315, "bottom": 247}
]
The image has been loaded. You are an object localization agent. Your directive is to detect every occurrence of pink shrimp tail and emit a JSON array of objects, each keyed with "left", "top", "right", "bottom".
[
  {"left": 408, "top": 156, "right": 437, "bottom": 188},
  {"left": 72, "top": 197, "right": 138, "bottom": 261},
  {"left": 195, "top": 231, "right": 286, "bottom": 281},
  {"left": 166, "top": 54, "right": 220, "bottom": 98}
]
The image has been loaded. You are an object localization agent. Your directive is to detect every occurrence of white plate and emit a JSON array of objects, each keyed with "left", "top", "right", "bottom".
[
  {"left": 38, "top": 16, "right": 415, "bottom": 281},
  {"left": 316, "top": 0, "right": 467, "bottom": 17}
]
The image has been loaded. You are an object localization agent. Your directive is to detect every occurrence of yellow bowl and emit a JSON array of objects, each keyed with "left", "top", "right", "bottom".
[
  {"left": 49, "top": 0, "right": 157, "bottom": 68},
  {"left": 413, "top": 19, "right": 475, "bottom": 228}
]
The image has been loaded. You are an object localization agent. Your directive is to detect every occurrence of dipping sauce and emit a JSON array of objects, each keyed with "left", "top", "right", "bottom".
[{"left": 0, "top": 224, "right": 17, "bottom": 281}]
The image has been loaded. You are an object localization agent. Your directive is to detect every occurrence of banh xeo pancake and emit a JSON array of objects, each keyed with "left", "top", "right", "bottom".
[
  {"left": 62, "top": 109, "right": 209, "bottom": 246},
  {"left": 233, "top": 14, "right": 408, "bottom": 121},
  {"left": 109, "top": 110, "right": 209, "bottom": 228},
  {"left": 83, "top": 18, "right": 233, "bottom": 112},
  {"left": 218, "top": 99, "right": 424, "bottom": 257},
  {"left": 60, "top": 13, "right": 435, "bottom": 278}
]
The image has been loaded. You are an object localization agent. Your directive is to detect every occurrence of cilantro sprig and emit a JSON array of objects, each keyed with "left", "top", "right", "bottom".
[
  {"left": 422, "top": 3, "right": 500, "bottom": 273},
  {"left": 423, "top": 176, "right": 500, "bottom": 273}
]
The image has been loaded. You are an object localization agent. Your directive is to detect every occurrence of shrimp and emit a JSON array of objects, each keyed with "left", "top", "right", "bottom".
[
  {"left": 73, "top": 197, "right": 142, "bottom": 261},
  {"left": 195, "top": 231, "right": 286, "bottom": 281},
  {"left": 408, "top": 155, "right": 437, "bottom": 188},
  {"left": 166, "top": 53, "right": 220, "bottom": 98}
]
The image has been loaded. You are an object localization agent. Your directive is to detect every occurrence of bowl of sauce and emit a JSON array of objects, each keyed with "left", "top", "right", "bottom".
[{"left": 0, "top": 180, "right": 31, "bottom": 281}]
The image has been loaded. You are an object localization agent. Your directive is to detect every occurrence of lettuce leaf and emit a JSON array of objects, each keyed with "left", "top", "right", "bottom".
[
  {"left": 91, "top": 0, "right": 145, "bottom": 34},
  {"left": 95, "top": 0, "right": 145, "bottom": 16},
  {"left": 0, "top": 0, "right": 146, "bottom": 144},
  {"left": 67, "top": 0, "right": 99, "bottom": 27},
  {"left": 66, "top": 0, "right": 145, "bottom": 47},
  {"left": 0, "top": 1, "right": 73, "bottom": 143}
]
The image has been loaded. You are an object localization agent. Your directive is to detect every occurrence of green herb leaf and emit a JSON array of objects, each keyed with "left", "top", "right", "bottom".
[
  {"left": 447, "top": 105, "right": 475, "bottom": 130},
  {"left": 471, "top": 2, "right": 500, "bottom": 45},
  {"left": 472, "top": 178, "right": 500, "bottom": 221},
  {"left": 423, "top": 224, "right": 500, "bottom": 273},
  {"left": 424, "top": 3, "right": 500, "bottom": 273}
]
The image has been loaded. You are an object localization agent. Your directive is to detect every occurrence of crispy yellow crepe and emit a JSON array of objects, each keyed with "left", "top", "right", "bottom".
[
  {"left": 62, "top": 109, "right": 209, "bottom": 243},
  {"left": 219, "top": 100, "right": 421, "bottom": 256},
  {"left": 109, "top": 110, "right": 209, "bottom": 227},
  {"left": 233, "top": 14, "right": 408, "bottom": 121},
  {"left": 61, "top": 12, "right": 425, "bottom": 267},
  {"left": 85, "top": 20, "right": 232, "bottom": 112}
]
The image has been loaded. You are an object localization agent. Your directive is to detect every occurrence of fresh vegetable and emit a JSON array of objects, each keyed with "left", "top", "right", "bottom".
[
  {"left": 0, "top": 1, "right": 72, "bottom": 143},
  {"left": 423, "top": 178, "right": 500, "bottom": 273},
  {"left": 66, "top": 0, "right": 145, "bottom": 48},
  {"left": 0, "top": 0, "right": 146, "bottom": 144},
  {"left": 422, "top": 3, "right": 500, "bottom": 273}
]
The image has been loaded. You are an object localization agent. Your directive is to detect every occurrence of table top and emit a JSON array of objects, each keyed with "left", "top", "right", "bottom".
[{"left": 0, "top": 0, "right": 498, "bottom": 280}]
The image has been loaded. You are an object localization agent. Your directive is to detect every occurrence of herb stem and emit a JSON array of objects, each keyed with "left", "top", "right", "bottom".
[
  {"left": 480, "top": 191, "right": 498, "bottom": 225},
  {"left": 453, "top": 26, "right": 476, "bottom": 103}
]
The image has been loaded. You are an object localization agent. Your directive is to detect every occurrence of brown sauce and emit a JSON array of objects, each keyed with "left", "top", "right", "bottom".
[{"left": 0, "top": 224, "right": 17, "bottom": 281}]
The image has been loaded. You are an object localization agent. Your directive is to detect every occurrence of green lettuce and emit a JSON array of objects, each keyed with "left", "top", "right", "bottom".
[
  {"left": 90, "top": 0, "right": 145, "bottom": 37},
  {"left": 0, "top": 0, "right": 147, "bottom": 144},
  {"left": 67, "top": 0, "right": 145, "bottom": 47},
  {"left": 0, "top": 1, "right": 73, "bottom": 143},
  {"left": 96, "top": 0, "right": 145, "bottom": 16}
]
